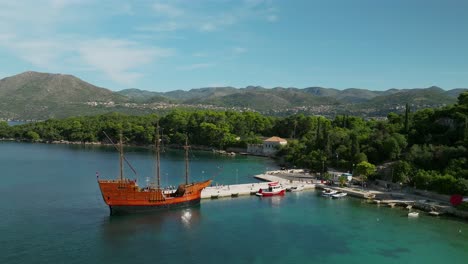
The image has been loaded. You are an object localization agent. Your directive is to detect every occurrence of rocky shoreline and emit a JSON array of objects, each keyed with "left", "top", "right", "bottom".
[{"left": 0, "top": 138, "right": 221, "bottom": 151}]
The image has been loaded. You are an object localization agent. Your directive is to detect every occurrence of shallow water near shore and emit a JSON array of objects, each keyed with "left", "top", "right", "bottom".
[{"left": 1, "top": 142, "right": 467, "bottom": 264}]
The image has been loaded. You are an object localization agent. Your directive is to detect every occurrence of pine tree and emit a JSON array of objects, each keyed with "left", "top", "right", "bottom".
[
  {"left": 465, "top": 116, "right": 468, "bottom": 142},
  {"left": 315, "top": 117, "right": 322, "bottom": 147},
  {"left": 404, "top": 103, "right": 410, "bottom": 134}
]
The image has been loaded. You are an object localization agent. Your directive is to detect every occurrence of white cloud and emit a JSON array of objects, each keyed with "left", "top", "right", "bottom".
[
  {"left": 233, "top": 47, "right": 247, "bottom": 54},
  {"left": 0, "top": 34, "right": 15, "bottom": 43},
  {"left": 1, "top": 36, "right": 175, "bottom": 85},
  {"left": 50, "top": 0, "right": 85, "bottom": 10},
  {"left": 266, "top": 14, "right": 278, "bottom": 22},
  {"left": 0, "top": 2, "right": 54, "bottom": 29},
  {"left": 13, "top": 40, "right": 69, "bottom": 68},
  {"left": 136, "top": 22, "right": 181, "bottom": 32},
  {"left": 193, "top": 52, "right": 207, "bottom": 57},
  {"left": 152, "top": 2, "right": 183, "bottom": 17},
  {"left": 114, "top": 3, "right": 134, "bottom": 16},
  {"left": 178, "top": 63, "right": 214, "bottom": 71},
  {"left": 140, "top": 0, "right": 278, "bottom": 33},
  {"left": 200, "top": 23, "right": 217, "bottom": 32},
  {"left": 0, "top": 1, "right": 176, "bottom": 86},
  {"left": 78, "top": 39, "right": 174, "bottom": 85},
  {"left": 243, "top": 0, "right": 266, "bottom": 7},
  {"left": 0, "top": 0, "right": 279, "bottom": 87}
]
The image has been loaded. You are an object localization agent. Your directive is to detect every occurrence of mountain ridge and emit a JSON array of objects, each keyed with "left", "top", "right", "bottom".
[{"left": 1, "top": 71, "right": 467, "bottom": 120}]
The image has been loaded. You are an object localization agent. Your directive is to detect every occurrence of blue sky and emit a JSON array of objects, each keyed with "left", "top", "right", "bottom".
[{"left": 0, "top": 0, "right": 467, "bottom": 92}]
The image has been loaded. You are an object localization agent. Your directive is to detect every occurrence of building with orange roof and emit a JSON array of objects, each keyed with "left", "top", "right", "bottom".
[{"left": 247, "top": 136, "right": 287, "bottom": 156}]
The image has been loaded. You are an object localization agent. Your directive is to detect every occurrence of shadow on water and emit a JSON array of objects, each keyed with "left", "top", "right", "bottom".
[
  {"left": 376, "top": 247, "right": 411, "bottom": 259},
  {"left": 100, "top": 205, "right": 202, "bottom": 243},
  {"left": 259, "top": 195, "right": 286, "bottom": 207}
]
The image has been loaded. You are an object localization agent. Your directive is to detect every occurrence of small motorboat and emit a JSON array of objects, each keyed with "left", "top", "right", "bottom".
[
  {"left": 408, "top": 212, "right": 419, "bottom": 217},
  {"left": 256, "top": 182, "right": 286, "bottom": 197},
  {"left": 290, "top": 185, "right": 305, "bottom": 192},
  {"left": 332, "top": 192, "right": 347, "bottom": 199},
  {"left": 429, "top": 211, "right": 441, "bottom": 216},
  {"left": 322, "top": 188, "right": 338, "bottom": 197}
]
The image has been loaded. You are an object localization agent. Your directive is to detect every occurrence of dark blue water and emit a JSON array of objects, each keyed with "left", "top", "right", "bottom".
[{"left": 1, "top": 142, "right": 467, "bottom": 264}]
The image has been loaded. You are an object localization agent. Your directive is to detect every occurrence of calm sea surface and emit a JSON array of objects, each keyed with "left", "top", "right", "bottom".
[{"left": 1, "top": 142, "right": 467, "bottom": 264}]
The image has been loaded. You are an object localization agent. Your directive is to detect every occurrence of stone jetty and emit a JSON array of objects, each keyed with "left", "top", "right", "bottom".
[
  {"left": 201, "top": 170, "right": 316, "bottom": 199},
  {"left": 200, "top": 169, "right": 468, "bottom": 220}
]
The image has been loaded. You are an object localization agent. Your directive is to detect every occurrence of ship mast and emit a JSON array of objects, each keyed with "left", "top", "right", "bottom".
[
  {"left": 119, "top": 132, "right": 124, "bottom": 181},
  {"left": 184, "top": 135, "right": 189, "bottom": 184},
  {"left": 103, "top": 131, "right": 138, "bottom": 178},
  {"left": 155, "top": 124, "right": 161, "bottom": 189}
]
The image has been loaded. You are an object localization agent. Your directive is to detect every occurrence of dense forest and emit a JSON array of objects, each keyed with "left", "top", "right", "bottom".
[{"left": 1, "top": 92, "right": 467, "bottom": 195}]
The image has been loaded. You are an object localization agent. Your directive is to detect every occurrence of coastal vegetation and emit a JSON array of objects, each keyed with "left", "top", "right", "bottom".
[
  {"left": 1, "top": 92, "right": 467, "bottom": 196},
  {"left": 279, "top": 92, "right": 468, "bottom": 196},
  {"left": 355, "top": 161, "right": 377, "bottom": 188}
]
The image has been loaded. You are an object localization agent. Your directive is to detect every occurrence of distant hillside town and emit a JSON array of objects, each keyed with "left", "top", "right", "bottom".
[{"left": 0, "top": 71, "right": 466, "bottom": 120}]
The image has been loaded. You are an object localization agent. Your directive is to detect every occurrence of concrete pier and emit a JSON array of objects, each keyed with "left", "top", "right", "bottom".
[
  {"left": 314, "top": 184, "right": 378, "bottom": 199},
  {"left": 201, "top": 170, "right": 316, "bottom": 199},
  {"left": 201, "top": 182, "right": 270, "bottom": 199},
  {"left": 200, "top": 169, "right": 468, "bottom": 220}
]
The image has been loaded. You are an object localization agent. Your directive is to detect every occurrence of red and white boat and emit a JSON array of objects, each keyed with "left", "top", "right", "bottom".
[{"left": 256, "top": 182, "right": 286, "bottom": 197}]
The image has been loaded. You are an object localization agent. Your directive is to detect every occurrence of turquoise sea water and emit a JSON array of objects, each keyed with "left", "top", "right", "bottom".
[{"left": 1, "top": 142, "right": 467, "bottom": 264}]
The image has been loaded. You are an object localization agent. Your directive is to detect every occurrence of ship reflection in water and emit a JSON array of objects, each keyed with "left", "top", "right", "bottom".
[
  {"left": 180, "top": 209, "right": 194, "bottom": 228},
  {"left": 101, "top": 206, "right": 202, "bottom": 243},
  {"left": 265, "top": 195, "right": 284, "bottom": 207}
]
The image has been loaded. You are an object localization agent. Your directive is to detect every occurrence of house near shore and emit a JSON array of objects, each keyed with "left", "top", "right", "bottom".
[
  {"left": 327, "top": 169, "right": 353, "bottom": 183},
  {"left": 334, "top": 172, "right": 353, "bottom": 182},
  {"left": 247, "top": 136, "right": 287, "bottom": 156}
]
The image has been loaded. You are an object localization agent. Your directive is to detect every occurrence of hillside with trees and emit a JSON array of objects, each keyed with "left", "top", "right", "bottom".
[
  {"left": 1, "top": 71, "right": 466, "bottom": 120},
  {"left": 1, "top": 91, "right": 467, "bottom": 196},
  {"left": 0, "top": 71, "right": 128, "bottom": 120},
  {"left": 277, "top": 91, "right": 468, "bottom": 195}
]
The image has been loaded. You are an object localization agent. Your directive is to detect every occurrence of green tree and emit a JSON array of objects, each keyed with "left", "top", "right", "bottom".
[
  {"left": 464, "top": 116, "right": 468, "bottom": 143},
  {"left": 458, "top": 91, "right": 468, "bottom": 106},
  {"left": 404, "top": 103, "right": 410, "bottom": 134},
  {"left": 457, "top": 178, "right": 468, "bottom": 195},
  {"left": 355, "top": 161, "right": 376, "bottom": 189},
  {"left": 413, "top": 170, "right": 436, "bottom": 189},
  {"left": 429, "top": 174, "right": 458, "bottom": 195},
  {"left": 383, "top": 137, "right": 399, "bottom": 160},
  {"left": 25, "top": 131, "right": 40, "bottom": 141},
  {"left": 0, "top": 121, "right": 9, "bottom": 138},
  {"left": 392, "top": 161, "right": 412, "bottom": 184},
  {"left": 339, "top": 175, "right": 347, "bottom": 187},
  {"left": 322, "top": 172, "right": 332, "bottom": 181},
  {"left": 354, "top": 152, "right": 368, "bottom": 163}
]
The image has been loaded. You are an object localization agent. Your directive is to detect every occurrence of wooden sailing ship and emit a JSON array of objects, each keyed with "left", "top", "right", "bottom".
[{"left": 97, "top": 126, "right": 212, "bottom": 215}]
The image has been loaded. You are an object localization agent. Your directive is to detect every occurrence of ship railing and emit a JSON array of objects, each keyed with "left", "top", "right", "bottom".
[{"left": 98, "top": 179, "right": 135, "bottom": 183}]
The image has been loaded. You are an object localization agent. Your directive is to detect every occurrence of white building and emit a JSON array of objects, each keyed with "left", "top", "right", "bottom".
[{"left": 247, "top": 136, "right": 287, "bottom": 156}]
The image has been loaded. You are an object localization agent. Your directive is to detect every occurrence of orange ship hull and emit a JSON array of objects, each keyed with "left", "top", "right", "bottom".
[{"left": 98, "top": 179, "right": 212, "bottom": 215}]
